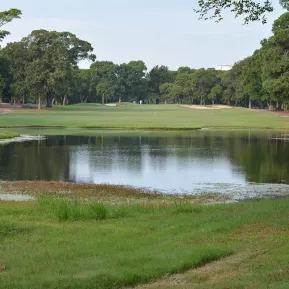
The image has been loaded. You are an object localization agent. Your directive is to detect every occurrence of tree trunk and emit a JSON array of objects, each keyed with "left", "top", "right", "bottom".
[
  {"left": 46, "top": 92, "right": 53, "bottom": 107},
  {"left": 63, "top": 96, "right": 67, "bottom": 106},
  {"left": 23, "top": 93, "right": 27, "bottom": 104},
  {"left": 38, "top": 96, "right": 42, "bottom": 110},
  {"left": 0, "top": 95, "right": 2, "bottom": 103},
  {"left": 269, "top": 104, "right": 275, "bottom": 111},
  {"left": 102, "top": 94, "right": 105, "bottom": 105},
  {"left": 249, "top": 98, "right": 252, "bottom": 109},
  {"left": 277, "top": 102, "right": 279, "bottom": 109}
]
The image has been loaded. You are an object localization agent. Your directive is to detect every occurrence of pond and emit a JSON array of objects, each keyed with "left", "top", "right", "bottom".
[{"left": 1, "top": 130, "right": 289, "bottom": 199}]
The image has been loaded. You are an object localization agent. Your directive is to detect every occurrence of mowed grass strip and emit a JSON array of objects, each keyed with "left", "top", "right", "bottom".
[
  {"left": 1, "top": 104, "right": 289, "bottom": 129},
  {"left": 0, "top": 130, "right": 20, "bottom": 139},
  {"left": 0, "top": 196, "right": 288, "bottom": 289}
]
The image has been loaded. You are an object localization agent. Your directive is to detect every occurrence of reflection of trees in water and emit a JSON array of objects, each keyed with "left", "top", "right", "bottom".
[
  {"left": 226, "top": 137, "right": 289, "bottom": 183},
  {"left": 0, "top": 132, "right": 288, "bottom": 184},
  {"left": 0, "top": 137, "right": 71, "bottom": 181}
]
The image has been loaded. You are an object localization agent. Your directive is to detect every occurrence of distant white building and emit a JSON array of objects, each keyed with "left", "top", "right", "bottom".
[{"left": 216, "top": 65, "right": 232, "bottom": 71}]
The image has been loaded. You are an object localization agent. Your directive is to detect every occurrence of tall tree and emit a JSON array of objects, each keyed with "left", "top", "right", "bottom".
[
  {"left": 20, "top": 30, "right": 95, "bottom": 108},
  {"left": 260, "top": 12, "right": 289, "bottom": 109},
  {"left": 148, "top": 65, "right": 169, "bottom": 97},
  {"left": 90, "top": 61, "right": 116, "bottom": 103},
  {"left": 114, "top": 61, "right": 147, "bottom": 103}
]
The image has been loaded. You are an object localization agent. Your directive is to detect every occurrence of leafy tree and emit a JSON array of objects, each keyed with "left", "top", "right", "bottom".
[
  {"left": 190, "top": 69, "right": 218, "bottom": 105},
  {"left": 0, "top": 8, "right": 21, "bottom": 41},
  {"left": 0, "top": 53, "right": 8, "bottom": 102},
  {"left": 177, "top": 66, "right": 191, "bottom": 74},
  {"left": 73, "top": 69, "right": 96, "bottom": 104},
  {"left": 148, "top": 65, "right": 169, "bottom": 97},
  {"left": 175, "top": 72, "right": 194, "bottom": 104},
  {"left": 242, "top": 53, "right": 263, "bottom": 108},
  {"left": 222, "top": 61, "right": 246, "bottom": 106},
  {"left": 90, "top": 61, "right": 116, "bottom": 103},
  {"left": 160, "top": 83, "right": 183, "bottom": 104},
  {"left": 260, "top": 12, "right": 289, "bottom": 109},
  {"left": 195, "top": 0, "right": 287, "bottom": 24},
  {"left": 14, "top": 30, "right": 96, "bottom": 108},
  {"left": 208, "top": 84, "right": 222, "bottom": 105},
  {"left": 96, "top": 83, "right": 110, "bottom": 104},
  {"left": 114, "top": 61, "right": 147, "bottom": 103},
  {"left": 1, "top": 41, "right": 29, "bottom": 104}
]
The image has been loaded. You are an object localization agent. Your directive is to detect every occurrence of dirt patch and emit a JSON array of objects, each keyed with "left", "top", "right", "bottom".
[
  {"left": 131, "top": 251, "right": 260, "bottom": 289},
  {"left": 251, "top": 108, "right": 289, "bottom": 117},
  {"left": 181, "top": 105, "right": 232, "bottom": 110},
  {"left": 0, "top": 103, "right": 56, "bottom": 112}
]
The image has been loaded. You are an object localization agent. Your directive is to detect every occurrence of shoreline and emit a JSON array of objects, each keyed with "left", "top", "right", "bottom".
[
  {"left": 1, "top": 180, "right": 289, "bottom": 204},
  {"left": 2, "top": 126, "right": 289, "bottom": 131}
]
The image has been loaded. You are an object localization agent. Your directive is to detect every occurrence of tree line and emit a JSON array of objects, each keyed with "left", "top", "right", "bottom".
[{"left": 1, "top": 8, "right": 289, "bottom": 109}]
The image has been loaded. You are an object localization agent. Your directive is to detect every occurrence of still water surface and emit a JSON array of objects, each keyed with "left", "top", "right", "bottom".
[{"left": 1, "top": 130, "right": 289, "bottom": 199}]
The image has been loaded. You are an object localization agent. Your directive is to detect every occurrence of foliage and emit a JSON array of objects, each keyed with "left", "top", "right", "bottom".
[
  {"left": 0, "top": 8, "right": 21, "bottom": 41},
  {"left": 194, "top": 0, "right": 283, "bottom": 24}
]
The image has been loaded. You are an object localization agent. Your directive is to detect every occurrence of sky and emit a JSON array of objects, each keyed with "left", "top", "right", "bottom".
[{"left": 0, "top": 0, "right": 285, "bottom": 70}]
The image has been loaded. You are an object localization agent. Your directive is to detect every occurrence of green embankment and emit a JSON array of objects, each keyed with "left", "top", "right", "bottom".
[
  {"left": 0, "top": 130, "right": 20, "bottom": 139},
  {"left": 0, "top": 184, "right": 288, "bottom": 289},
  {"left": 1, "top": 104, "right": 289, "bottom": 130}
]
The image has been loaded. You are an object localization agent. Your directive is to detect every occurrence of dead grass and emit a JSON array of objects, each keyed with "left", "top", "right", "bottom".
[
  {"left": 131, "top": 252, "right": 253, "bottom": 289},
  {"left": 181, "top": 105, "right": 232, "bottom": 110},
  {"left": 0, "top": 181, "right": 227, "bottom": 204}
]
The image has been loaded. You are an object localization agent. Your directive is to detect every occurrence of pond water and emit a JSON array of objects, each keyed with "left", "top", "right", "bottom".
[{"left": 1, "top": 130, "right": 289, "bottom": 199}]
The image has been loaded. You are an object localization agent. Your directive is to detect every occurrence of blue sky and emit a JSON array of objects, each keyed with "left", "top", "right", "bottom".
[{"left": 1, "top": 0, "right": 285, "bottom": 70}]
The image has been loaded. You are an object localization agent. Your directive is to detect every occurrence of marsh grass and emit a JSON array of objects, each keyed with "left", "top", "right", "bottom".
[
  {"left": 37, "top": 197, "right": 203, "bottom": 222},
  {"left": 38, "top": 197, "right": 110, "bottom": 221},
  {"left": 0, "top": 181, "right": 228, "bottom": 206}
]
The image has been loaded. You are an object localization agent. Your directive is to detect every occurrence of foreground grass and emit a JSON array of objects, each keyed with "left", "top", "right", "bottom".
[
  {"left": 0, "top": 130, "right": 20, "bottom": 139},
  {"left": 0, "top": 186, "right": 288, "bottom": 288},
  {"left": 1, "top": 104, "right": 289, "bottom": 130}
]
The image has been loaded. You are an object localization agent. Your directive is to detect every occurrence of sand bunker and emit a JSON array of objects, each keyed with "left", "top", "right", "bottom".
[
  {"left": 181, "top": 105, "right": 232, "bottom": 110},
  {"left": 105, "top": 104, "right": 117, "bottom": 107}
]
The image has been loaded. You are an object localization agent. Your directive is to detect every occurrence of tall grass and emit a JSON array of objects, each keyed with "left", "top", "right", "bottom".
[
  {"left": 37, "top": 197, "right": 134, "bottom": 221},
  {"left": 37, "top": 196, "right": 203, "bottom": 222}
]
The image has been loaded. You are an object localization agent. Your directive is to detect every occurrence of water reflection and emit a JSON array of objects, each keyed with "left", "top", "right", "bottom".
[{"left": 0, "top": 131, "right": 288, "bottom": 194}]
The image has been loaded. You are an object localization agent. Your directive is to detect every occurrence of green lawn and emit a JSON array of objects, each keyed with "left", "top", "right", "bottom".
[
  {"left": 1, "top": 104, "right": 289, "bottom": 130},
  {"left": 0, "top": 130, "right": 20, "bottom": 139},
  {"left": 0, "top": 184, "right": 288, "bottom": 289}
]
